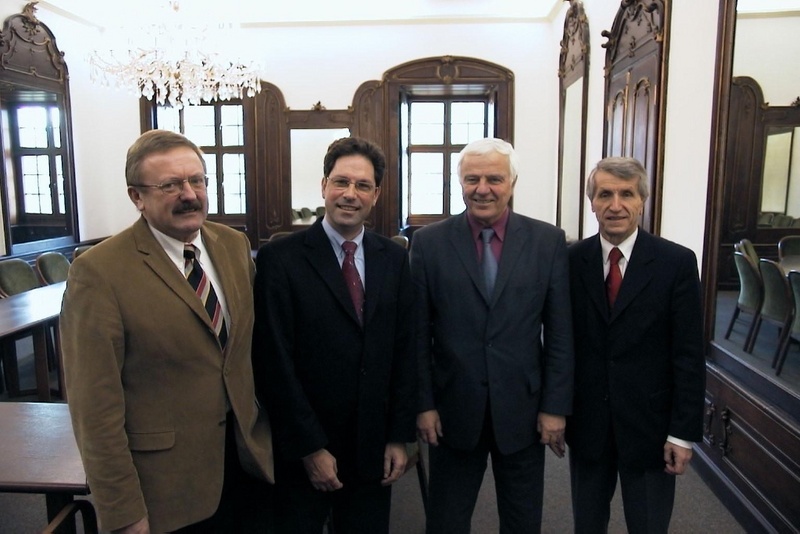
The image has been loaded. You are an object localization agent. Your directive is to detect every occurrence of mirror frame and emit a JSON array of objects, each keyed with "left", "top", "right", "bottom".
[
  {"left": 0, "top": 2, "right": 78, "bottom": 256},
  {"left": 557, "top": 0, "right": 590, "bottom": 241}
]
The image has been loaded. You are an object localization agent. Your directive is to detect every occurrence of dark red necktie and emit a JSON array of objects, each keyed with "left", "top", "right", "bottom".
[
  {"left": 342, "top": 241, "right": 364, "bottom": 324},
  {"left": 606, "top": 246, "right": 623, "bottom": 309}
]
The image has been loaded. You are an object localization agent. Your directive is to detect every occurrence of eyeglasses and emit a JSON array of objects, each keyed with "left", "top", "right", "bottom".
[
  {"left": 134, "top": 176, "right": 209, "bottom": 196},
  {"left": 326, "top": 177, "right": 376, "bottom": 194}
]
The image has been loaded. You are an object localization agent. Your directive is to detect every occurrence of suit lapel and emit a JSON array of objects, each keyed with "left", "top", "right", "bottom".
[
  {"left": 580, "top": 235, "right": 609, "bottom": 321},
  {"left": 363, "top": 232, "right": 386, "bottom": 326},
  {"left": 491, "top": 212, "right": 528, "bottom": 306},
  {"left": 610, "top": 230, "right": 655, "bottom": 321},
  {"left": 448, "top": 214, "right": 488, "bottom": 303},
  {"left": 303, "top": 221, "right": 363, "bottom": 326},
  {"left": 132, "top": 218, "right": 215, "bottom": 332}
]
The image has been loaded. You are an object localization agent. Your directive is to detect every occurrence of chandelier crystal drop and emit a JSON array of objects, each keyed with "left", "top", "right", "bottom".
[{"left": 87, "top": 1, "right": 262, "bottom": 108}]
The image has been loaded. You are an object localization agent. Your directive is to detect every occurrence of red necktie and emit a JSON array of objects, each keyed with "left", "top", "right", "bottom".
[
  {"left": 184, "top": 244, "right": 228, "bottom": 348},
  {"left": 606, "top": 246, "right": 623, "bottom": 309},
  {"left": 342, "top": 241, "right": 364, "bottom": 324}
]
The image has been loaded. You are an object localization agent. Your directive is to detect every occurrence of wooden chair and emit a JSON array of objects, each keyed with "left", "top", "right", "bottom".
[
  {"left": 725, "top": 252, "right": 763, "bottom": 351},
  {"left": 778, "top": 235, "right": 800, "bottom": 262},
  {"left": 36, "top": 251, "right": 71, "bottom": 284},
  {"left": 774, "top": 271, "right": 800, "bottom": 376},
  {"left": 747, "top": 259, "right": 793, "bottom": 361},
  {"left": 391, "top": 235, "right": 410, "bottom": 249},
  {"left": 0, "top": 258, "right": 40, "bottom": 298},
  {"left": 73, "top": 244, "right": 93, "bottom": 260},
  {"left": 0, "top": 259, "right": 42, "bottom": 397}
]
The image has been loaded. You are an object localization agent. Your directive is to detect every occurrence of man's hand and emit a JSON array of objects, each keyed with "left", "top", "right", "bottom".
[
  {"left": 664, "top": 442, "right": 693, "bottom": 475},
  {"left": 112, "top": 516, "right": 149, "bottom": 534},
  {"left": 537, "top": 412, "right": 566, "bottom": 458},
  {"left": 302, "top": 448, "right": 344, "bottom": 491},
  {"left": 417, "top": 410, "right": 443, "bottom": 446},
  {"left": 381, "top": 442, "right": 408, "bottom": 486}
]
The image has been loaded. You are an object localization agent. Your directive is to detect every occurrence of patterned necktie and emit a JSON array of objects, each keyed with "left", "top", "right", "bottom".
[
  {"left": 184, "top": 244, "right": 228, "bottom": 348},
  {"left": 481, "top": 228, "right": 498, "bottom": 297},
  {"left": 606, "top": 246, "right": 623, "bottom": 309},
  {"left": 342, "top": 241, "right": 364, "bottom": 324}
]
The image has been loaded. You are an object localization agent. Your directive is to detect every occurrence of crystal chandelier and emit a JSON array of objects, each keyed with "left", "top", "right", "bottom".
[{"left": 88, "top": 1, "right": 262, "bottom": 108}]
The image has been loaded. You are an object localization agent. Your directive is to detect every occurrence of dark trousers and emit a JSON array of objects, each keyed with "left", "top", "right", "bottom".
[
  {"left": 569, "top": 429, "right": 676, "bottom": 534},
  {"left": 173, "top": 412, "right": 273, "bottom": 533},
  {"left": 426, "top": 413, "right": 546, "bottom": 534},
  {"left": 274, "top": 464, "right": 392, "bottom": 534}
]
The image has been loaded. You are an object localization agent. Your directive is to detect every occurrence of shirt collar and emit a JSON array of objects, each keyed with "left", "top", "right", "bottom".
[
  {"left": 321, "top": 218, "right": 365, "bottom": 251},
  {"left": 150, "top": 224, "right": 206, "bottom": 266},
  {"left": 600, "top": 228, "right": 638, "bottom": 264},
  {"left": 466, "top": 207, "right": 510, "bottom": 243}
]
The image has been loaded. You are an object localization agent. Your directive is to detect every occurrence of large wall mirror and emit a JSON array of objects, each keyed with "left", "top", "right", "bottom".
[
  {"left": 700, "top": 1, "right": 800, "bottom": 530},
  {"left": 557, "top": 0, "right": 590, "bottom": 241},
  {"left": 0, "top": 3, "right": 78, "bottom": 256},
  {"left": 285, "top": 107, "right": 353, "bottom": 228}
]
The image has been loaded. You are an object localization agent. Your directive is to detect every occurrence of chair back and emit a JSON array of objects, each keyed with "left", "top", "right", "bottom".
[
  {"left": 391, "top": 235, "right": 410, "bottom": 249},
  {"left": 778, "top": 235, "right": 800, "bottom": 261},
  {"left": 758, "top": 259, "right": 793, "bottom": 324},
  {"left": 788, "top": 271, "right": 800, "bottom": 336},
  {"left": 36, "top": 252, "right": 71, "bottom": 284},
  {"left": 733, "top": 252, "right": 763, "bottom": 313},
  {"left": 738, "top": 238, "right": 759, "bottom": 265},
  {"left": 269, "top": 231, "right": 293, "bottom": 241},
  {"left": 73, "top": 245, "right": 93, "bottom": 260},
  {"left": 315, "top": 206, "right": 326, "bottom": 218},
  {"left": 0, "top": 259, "right": 41, "bottom": 297}
]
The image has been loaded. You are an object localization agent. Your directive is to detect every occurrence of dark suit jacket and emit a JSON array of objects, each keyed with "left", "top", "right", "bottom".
[
  {"left": 252, "top": 220, "right": 416, "bottom": 484},
  {"left": 61, "top": 218, "right": 273, "bottom": 533},
  {"left": 566, "top": 230, "right": 705, "bottom": 470},
  {"left": 411, "top": 211, "right": 574, "bottom": 455}
]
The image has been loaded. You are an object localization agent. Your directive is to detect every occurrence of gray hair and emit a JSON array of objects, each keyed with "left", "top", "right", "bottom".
[
  {"left": 457, "top": 138, "right": 519, "bottom": 181},
  {"left": 586, "top": 157, "right": 649, "bottom": 201}
]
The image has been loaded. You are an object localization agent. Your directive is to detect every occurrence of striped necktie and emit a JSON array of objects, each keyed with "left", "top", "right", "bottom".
[{"left": 184, "top": 244, "right": 228, "bottom": 348}]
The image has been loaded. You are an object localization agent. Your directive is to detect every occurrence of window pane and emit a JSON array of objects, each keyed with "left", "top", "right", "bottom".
[
  {"left": 223, "top": 153, "right": 246, "bottom": 214},
  {"left": 409, "top": 153, "right": 444, "bottom": 214},
  {"left": 410, "top": 102, "right": 444, "bottom": 145},
  {"left": 400, "top": 100, "right": 410, "bottom": 224},
  {"left": 203, "top": 154, "right": 218, "bottom": 215},
  {"left": 56, "top": 156, "right": 65, "bottom": 214},
  {"left": 184, "top": 105, "right": 216, "bottom": 146},
  {"left": 451, "top": 102, "right": 486, "bottom": 145},
  {"left": 220, "top": 105, "right": 244, "bottom": 146},
  {"left": 156, "top": 106, "right": 181, "bottom": 133},
  {"left": 50, "top": 107, "right": 62, "bottom": 149},
  {"left": 21, "top": 155, "right": 51, "bottom": 214},
  {"left": 17, "top": 106, "right": 49, "bottom": 148},
  {"left": 450, "top": 152, "right": 466, "bottom": 215}
]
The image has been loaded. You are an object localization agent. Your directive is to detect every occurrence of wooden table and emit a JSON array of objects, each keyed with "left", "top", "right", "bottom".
[
  {"left": 0, "top": 282, "right": 66, "bottom": 401},
  {"left": 0, "top": 402, "right": 95, "bottom": 532}
]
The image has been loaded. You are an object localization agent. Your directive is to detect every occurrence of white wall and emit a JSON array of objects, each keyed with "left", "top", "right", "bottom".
[{"left": 0, "top": 0, "right": 722, "bottom": 267}]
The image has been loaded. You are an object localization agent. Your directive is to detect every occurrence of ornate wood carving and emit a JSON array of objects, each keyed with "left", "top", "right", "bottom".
[
  {"left": 0, "top": 3, "right": 68, "bottom": 88},
  {"left": 602, "top": 0, "right": 668, "bottom": 235},
  {"left": 559, "top": 0, "right": 590, "bottom": 87}
]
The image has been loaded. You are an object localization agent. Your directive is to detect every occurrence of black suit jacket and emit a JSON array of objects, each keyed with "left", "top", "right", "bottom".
[
  {"left": 566, "top": 230, "right": 705, "bottom": 470},
  {"left": 411, "top": 211, "right": 574, "bottom": 455},
  {"left": 252, "top": 220, "right": 416, "bottom": 483}
]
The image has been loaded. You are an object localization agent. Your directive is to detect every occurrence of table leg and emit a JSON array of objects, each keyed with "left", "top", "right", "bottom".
[
  {"left": 33, "top": 325, "right": 52, "bottom": 402},
  {"left": 46, "top": 493, "right": 77, "bottom": 534}
]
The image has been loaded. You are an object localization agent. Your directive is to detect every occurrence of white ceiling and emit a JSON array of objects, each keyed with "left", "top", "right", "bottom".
[{"left": 41, "top": 0, "right": 564, "bottom": 28}]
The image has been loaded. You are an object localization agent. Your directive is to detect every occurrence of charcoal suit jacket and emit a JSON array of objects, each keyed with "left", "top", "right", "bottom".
[
  {"left": 412, "top": 211, "right": 574, "bottom": 455},
  {"left": 252, "top": 220, "right": 416, "bottom": 484},
  {"left": 566, "top": 230, "right": 705, "bottom": 470}
]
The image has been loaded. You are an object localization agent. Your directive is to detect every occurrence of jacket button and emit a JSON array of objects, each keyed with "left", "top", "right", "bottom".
[{"left": 361, "top": 368, "right": 367, "bottom": 376}]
